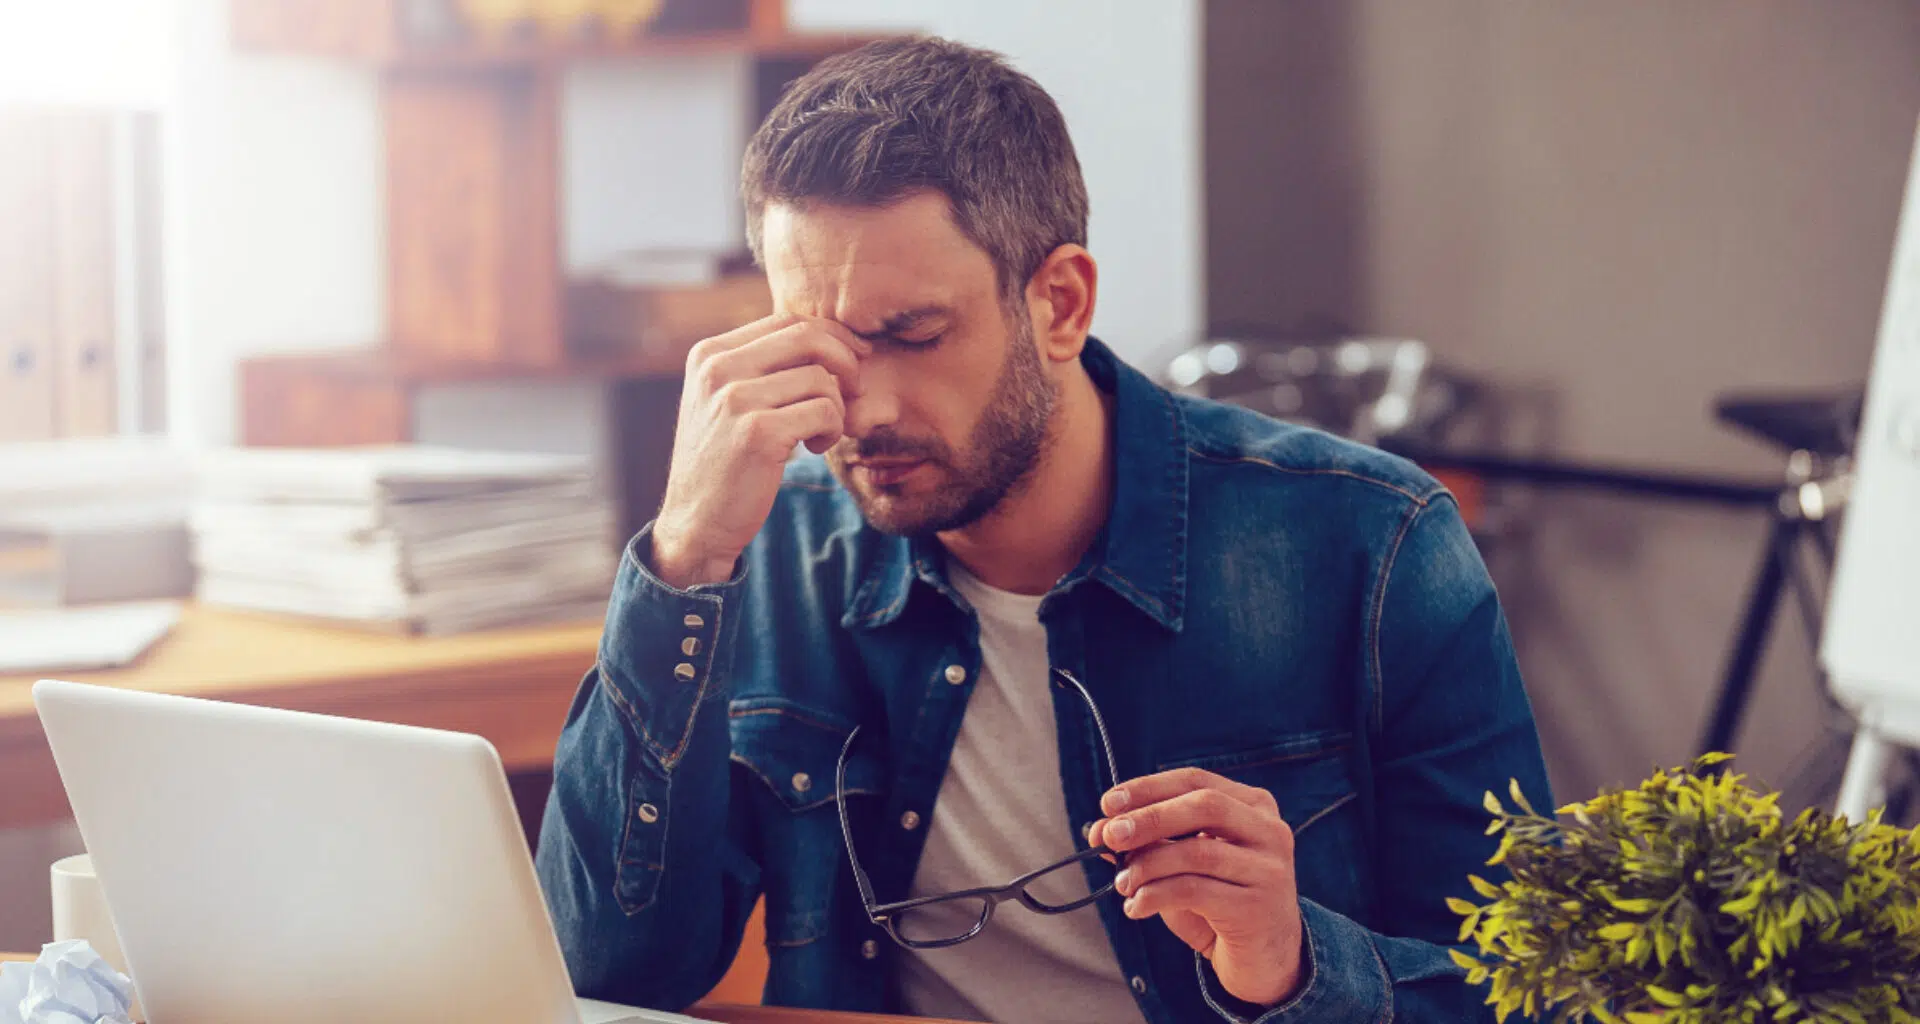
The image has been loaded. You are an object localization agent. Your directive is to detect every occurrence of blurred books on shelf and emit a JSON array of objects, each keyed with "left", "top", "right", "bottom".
[{"left": 190, "top": 446, "right": 618, "bottom": 635}]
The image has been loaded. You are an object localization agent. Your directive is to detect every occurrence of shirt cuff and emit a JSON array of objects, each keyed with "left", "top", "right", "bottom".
[
  {"left": 1196, "top": 898, "right": 1392, "bottom": 1024},
  {"left": 598, "top": 522, "right": 748, "bottom": 769}
]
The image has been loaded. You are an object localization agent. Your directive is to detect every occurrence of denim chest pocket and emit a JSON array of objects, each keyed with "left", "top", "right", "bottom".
[
  {"left": 729, "top": 699, "right": 885, "bottom": 947},
  {"left": 1157, "top": 729, "right": 1366, "bottom": 919}
]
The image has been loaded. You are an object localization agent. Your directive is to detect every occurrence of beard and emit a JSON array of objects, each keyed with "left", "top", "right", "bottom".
[{"left": 826, "top": 313, "right": 1057, "bottom": 538}]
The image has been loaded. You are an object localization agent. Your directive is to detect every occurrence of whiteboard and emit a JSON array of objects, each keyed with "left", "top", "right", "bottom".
[{"left": 1823, "top": 118, "right": 1920, "bottom": 741}]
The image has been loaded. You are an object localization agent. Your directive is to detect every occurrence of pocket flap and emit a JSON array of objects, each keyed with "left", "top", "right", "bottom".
[
  {"left": 729, "top": 698, "right": 885, "bottom": 812},
  {"left": 1159, "top": 729, "right": 1355, "bottom": 835}
]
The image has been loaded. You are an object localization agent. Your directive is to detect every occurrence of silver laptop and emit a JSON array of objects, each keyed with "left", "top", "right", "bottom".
[{"left": 33, "top": 679, "right": 699, "bottom": 1024}]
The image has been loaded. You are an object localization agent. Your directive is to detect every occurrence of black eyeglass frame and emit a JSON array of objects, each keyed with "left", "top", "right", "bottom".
[{"left": 834, "top": 667, "right": 1124, "bottom": 951}]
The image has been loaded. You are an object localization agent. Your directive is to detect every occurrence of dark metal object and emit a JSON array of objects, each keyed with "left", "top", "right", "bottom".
[
  {"left": 1693, "top": 391, "right": 1861, "bottom": 759},
  {"left": 1377, "top": 442, "right": 1779, "bottom": 507}
]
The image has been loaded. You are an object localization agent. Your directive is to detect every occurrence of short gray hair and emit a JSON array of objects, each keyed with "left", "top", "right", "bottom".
[{"left": 742, "top": 36, "right": 1090, "bottom": 302}]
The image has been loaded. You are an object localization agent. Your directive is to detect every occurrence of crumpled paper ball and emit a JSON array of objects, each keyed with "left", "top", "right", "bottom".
[{"left": 0, "top": 940, "right": 135, "bottom": 1024}]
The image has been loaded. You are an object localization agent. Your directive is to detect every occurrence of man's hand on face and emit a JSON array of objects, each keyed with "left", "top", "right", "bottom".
[
  {"left": 650, "top": 314, "right": 872, "bottom": 591},
  {"left": 1089, "top": 768, "right": 1307, "bottom": 1009}
]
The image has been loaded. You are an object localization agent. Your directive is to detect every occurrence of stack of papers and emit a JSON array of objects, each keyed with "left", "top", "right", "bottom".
[{"left": 189, "top": 447, "right": 617, "bottom": 635}]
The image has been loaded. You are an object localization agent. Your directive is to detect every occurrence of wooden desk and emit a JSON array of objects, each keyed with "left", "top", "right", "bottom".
[
  {"left": 0, "top": 603, "right": 602, "bottom": 830},
  {"left": 0, "top": 953, "right": 944, "bottom": 1024}
]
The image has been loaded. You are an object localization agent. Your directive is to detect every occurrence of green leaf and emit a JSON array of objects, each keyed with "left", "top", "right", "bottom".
[
  {"left": 1468, "top": 874, "right": 1502, "bottom": 899},
  {"left": 1509, "top": 777, "right": 1535, "bottom": 815},
  {"left": 1596, "top": 922, "right": 1637, "bottom": 940},
  {"left": 1483, "top": 790, "right": 1503, "bottom": 816},
  {"left": 1654, "top": 924, "right": 1676, "bottom": 966},
  {"left": 1446, "top": 897, "right": 1479, "bottom": 916},
  {"left": 1645, "top": 984, "right": 1686, "bottom": 1007}
]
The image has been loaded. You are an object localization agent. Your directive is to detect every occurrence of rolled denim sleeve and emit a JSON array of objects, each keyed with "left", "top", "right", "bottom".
[
  {"left": 1202, "top": 493, "right": 1551, "bottom": 1023},
  {"left": 1195, "top": 899, "right": 1390, "bottom": 1023},
  {"left": 535, "top": 523, "right": 763, "bottom": 1011}
]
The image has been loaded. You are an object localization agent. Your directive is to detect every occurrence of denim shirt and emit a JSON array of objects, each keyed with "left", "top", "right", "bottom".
[{"left": 537, "top": 338, "right": 1552, "bottom": 1023}]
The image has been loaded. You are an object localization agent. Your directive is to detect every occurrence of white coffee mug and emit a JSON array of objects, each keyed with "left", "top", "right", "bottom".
[{"left": 50, "top": 853, "right": 142, "bottom": 1019}]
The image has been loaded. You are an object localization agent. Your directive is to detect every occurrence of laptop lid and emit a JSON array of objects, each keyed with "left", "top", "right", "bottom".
[{"left": 33, "top": 679, "right": 584, "bottom": 1024}]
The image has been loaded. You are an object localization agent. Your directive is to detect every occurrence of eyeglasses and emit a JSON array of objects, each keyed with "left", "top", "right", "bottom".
[{"left": 835, "top": 668, "right": 1123, "bottom": 950}]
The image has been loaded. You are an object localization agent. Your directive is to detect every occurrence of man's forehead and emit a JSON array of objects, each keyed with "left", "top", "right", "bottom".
[{"left": 761, "top": 195, "right": 992, "bottom": 330}]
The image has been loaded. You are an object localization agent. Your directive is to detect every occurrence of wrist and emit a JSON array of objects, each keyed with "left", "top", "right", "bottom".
[
  {"left": 1233, "top": 936, "right": 1307, "bottom": 1008},
  {"left": 648, "top": 521, "right": 738, "bottom": 590}
]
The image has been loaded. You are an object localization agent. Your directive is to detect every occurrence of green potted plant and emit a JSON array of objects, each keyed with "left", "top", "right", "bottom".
[{"left": 1452, "top": 754, "right": 1920, "bottom": 1023}]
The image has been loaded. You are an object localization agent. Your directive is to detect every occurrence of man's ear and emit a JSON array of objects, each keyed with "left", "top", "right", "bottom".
[{"left": 1025, "top": 244, "right": 1098, "bottom": 363}]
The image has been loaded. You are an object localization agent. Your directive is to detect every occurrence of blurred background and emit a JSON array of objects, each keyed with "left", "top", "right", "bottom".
[{"left": 0, "top": 0, "right": 1916, "bottom": 966}]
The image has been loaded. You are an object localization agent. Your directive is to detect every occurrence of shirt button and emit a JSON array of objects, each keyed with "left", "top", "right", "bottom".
[
  {"left": 1130, "top": 975, "right": 1148, "bottom": 995},
  {"left": 943, "top": 664, "right": 967, "bottom": 685},
  {"left": 673, "top": 663, "right": 697, "bottom": 682},
  {"left": 681, "top": 636, "right": 701, "bottom": 657},
  {"left": 636, "top": 803, "right": 660, "bottom": 824},
  {"left": 683, "top": 613, "right": 705, "bottom": 629},
  {"left": 860, "top": 939, "right": 879, "bottom": 960},
  {"left": 791, "top": 772, "right": 812, "bottom": 794},
  {"left": 900, "top": 810, "right": 921, "bottom": 831}
]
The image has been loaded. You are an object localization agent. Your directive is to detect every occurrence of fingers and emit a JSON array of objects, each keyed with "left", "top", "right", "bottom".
[
  {"left": 738, "top": 396, "right": 846, "bottom": 459},
  {"left": 717, "top": 364, "right": 846, "bottom": 424},
  {"left": 1103, "top": 767, "right": 1276, "bottom": 818},
  {"left": 693, "top": 318, "right": 871, "bottom": 400},
  {"left": 1122, "top": 873, "right": 1248, "bottom": 924},
  {"left": 693, "top": 313, "right": 870, "bottom": 358},
  {"left": 1113, "top": 836, "right": 1266, "bottom": 897},
  {"left": 1099, "top": 786, "right": 1287, "bottom": 852}
]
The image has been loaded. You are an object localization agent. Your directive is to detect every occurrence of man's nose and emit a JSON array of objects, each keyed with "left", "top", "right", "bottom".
[{"left": 842, "top": 357, "right": 900, "bottom": 439}]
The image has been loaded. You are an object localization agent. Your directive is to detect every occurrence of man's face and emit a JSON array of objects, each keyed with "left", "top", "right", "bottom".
[{"left": 761, "top": 191, "right": 1057, "bottom": 537}]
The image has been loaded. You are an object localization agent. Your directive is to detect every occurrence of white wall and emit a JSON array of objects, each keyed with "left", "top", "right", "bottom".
[
  {"left": 563, "top": 57, "right": 753, "bottom": 271},
  {"left": 0, "top": 0, "right": 173, "bottom": 107},
  {"left": 163, "top": 0, "right": 386, "bottom": 448}
]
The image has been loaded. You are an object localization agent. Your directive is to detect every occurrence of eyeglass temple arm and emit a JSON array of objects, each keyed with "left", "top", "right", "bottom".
[
  {"left": 1052, "top": 668, "right": 1122, "bottom": 790},
  {"left": 836, "top": 726, "right": 884, "bottom": 914}
]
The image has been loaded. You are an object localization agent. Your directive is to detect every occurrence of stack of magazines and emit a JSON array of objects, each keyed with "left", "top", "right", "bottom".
[{"left": 190, "top": 446, "right": 617, "bottom": 634}]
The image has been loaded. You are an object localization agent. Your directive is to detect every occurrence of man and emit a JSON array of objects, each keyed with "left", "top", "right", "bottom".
[{"left": 537, "top": 36, "right": 1551, "bottom": 1024}]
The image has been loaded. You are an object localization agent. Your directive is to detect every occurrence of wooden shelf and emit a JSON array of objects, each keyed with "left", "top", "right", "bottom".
[
  {"left": 237, "top": 345, "right": 684, "bottom": 451},
  {"left": 244, "top": 345, "right": 687, "bottom": 388},
  {"left": 375, "top": 31, "right": 891, "bottom": 70},
  {"left": 233, "top": 0, "right": 885, "bottom": 69}
]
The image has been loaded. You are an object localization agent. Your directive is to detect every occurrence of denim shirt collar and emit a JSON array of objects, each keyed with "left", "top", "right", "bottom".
[{"left": 841, "top": 336, "right": 1189, "bottom": 633}]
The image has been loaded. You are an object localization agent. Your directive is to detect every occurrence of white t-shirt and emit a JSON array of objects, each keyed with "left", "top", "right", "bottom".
[{"left": 895, "top": 562, "right": 1150, "bottom": 1024}]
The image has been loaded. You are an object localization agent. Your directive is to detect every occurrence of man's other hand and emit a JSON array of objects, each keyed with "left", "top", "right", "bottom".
[{"left": 1090, "top": 767, "right": 1306, "bottom": 1009}]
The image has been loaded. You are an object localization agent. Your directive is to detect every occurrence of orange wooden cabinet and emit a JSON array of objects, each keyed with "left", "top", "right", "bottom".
[{"left": 384, "top": 67, "right": 565, "bottom": 367}]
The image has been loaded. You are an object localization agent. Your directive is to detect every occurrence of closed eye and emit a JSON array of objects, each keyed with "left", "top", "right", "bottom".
[{"left": 863, "top": 332, "right": 944, "bottom": 350}]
